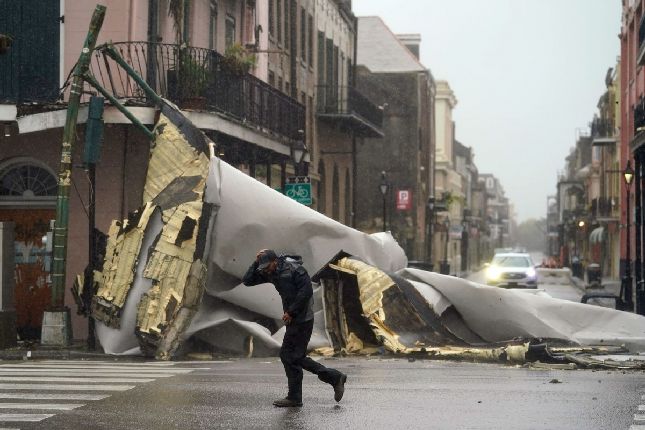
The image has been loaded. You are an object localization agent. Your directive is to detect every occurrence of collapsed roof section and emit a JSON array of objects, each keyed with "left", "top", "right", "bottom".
[{"left": 92, "top": 109, "right": 212, "bottom": 359}]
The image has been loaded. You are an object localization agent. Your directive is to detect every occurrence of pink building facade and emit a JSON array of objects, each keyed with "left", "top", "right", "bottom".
[
  {"left": 621, "top": 0, "right": 645, "bottom": 311},
  {"left": 0, "top": 0, "right": 304, "bottom": 341}
]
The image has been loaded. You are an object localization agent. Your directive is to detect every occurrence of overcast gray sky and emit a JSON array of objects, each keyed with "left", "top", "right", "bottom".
[{"left": 353, "top": 0, "right": 621, "bottom": 222}]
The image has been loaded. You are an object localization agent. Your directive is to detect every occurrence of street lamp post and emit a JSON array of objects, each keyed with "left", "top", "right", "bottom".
[
  {"left": 622, "top": 160, "right": 635, "bottom": 311},
  {"left": 291, "top": 140, "right": 307, "bottom": 176},
  {"left": 379, "top": 171, "right": 388, "bottom": 231},
  {"left": 441, "top": 217, "right": 451, "bottom": 275},
  {"left": 461, "top": 209, "right": 470, "bottom": 273},
  {"left": 427, "top": 196, "right": 435, "bottom": 267}
]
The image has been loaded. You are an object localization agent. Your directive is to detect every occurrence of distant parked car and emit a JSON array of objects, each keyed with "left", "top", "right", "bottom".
[{"left": 485, "top": 252, "right": 538, "bottom": 289}]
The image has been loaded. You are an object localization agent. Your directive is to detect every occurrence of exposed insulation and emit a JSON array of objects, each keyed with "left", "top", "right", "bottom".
[{"left": 91, "top": 203, "right": 157, "bottom": 328}]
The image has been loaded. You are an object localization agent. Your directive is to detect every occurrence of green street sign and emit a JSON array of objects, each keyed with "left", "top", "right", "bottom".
[{"left": 285, "top": 176, "right": 312, "bottom": 205}]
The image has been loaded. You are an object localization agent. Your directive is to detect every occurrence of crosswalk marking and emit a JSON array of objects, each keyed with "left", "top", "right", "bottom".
[
  {"left": 0, "top": 371, "right": 174, "bottom": 378},
  {"left": 0, "top": 383, "right": 135, "bottom": 391},
  {"left": 0, "top": 414, "right": 54, "bottom": 422},
  {"left": 631, "top": 426, "right": 645, "bottom": 430},
  {"left": 0, "top": 377, "right": 154, "bottom": 383},
  {"left": 0, "top": 393, "right": 110, "bottom": 401},
  {"left": 0, "top": 366, "right": 183, "bottom": 373},
  {"left": 0, "top": 360, "right": 203, "bottom": 425},
  {"left": 635, "top": 414, "right": 645, "bottom": 421},
  {"left": 33, "top": 360, "right": 177, "bottom": 366},
  {"left": 0, "top": 365, "right": 199, "bottom": 373},
  {"left": 0, "top": 403, "right": 83, "bottom": 410}
]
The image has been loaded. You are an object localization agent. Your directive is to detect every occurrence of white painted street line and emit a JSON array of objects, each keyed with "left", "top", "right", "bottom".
[
  {"left": 639, "top": 405, "right": 645, "bottom": 411},
  {"left": 631, "top": 426, "right": 645, "bottom": 430},
  {"left": 0, "top": 403, "right": 83, "bottom": 410},
  {"left": 0, "top": 393, "right": 109, "bottom": 401},
  {"left": 0, "top": 384, "right": 134, "bottom": 391},
  {"left": 0, "top": 377, "right": 154, "bottom": 383},
  {"left": 35, "top": 360, "right": 177, "bottom": 366},
  {"left": 0, "top": 413, "right": 54, "bottom": 422},
  {"left": 0, "top": 365, "right": 199, "bottom": 373},
  {"left": 635, "top": 414, "right": 645, "bottom": 421},
  {"left": 0, "top": 371, "right": 173, "bottom": 378}
]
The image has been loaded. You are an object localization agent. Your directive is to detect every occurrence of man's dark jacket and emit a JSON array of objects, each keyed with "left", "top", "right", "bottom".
[{"left": 242, "top": 256, "right": 314, "bottom": 324}]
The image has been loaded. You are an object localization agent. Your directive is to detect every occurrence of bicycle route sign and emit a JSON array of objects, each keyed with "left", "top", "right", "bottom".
[{"left": 285, "top": 176, "right": 312, "bottom": 206}]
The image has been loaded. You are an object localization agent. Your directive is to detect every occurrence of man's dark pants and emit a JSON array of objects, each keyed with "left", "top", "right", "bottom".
[{"left": 280, "top": 319, "right": 341, "bottom": 402}]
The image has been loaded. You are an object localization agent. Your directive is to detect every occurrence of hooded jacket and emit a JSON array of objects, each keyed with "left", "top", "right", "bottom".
[{"left": 242, "top": 255, "right": 314, "bottom": 324}]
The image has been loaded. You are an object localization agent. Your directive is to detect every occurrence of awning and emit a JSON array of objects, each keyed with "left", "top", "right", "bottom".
[{"left": 590, "top": 227, "right": 605, "bottom": 244}]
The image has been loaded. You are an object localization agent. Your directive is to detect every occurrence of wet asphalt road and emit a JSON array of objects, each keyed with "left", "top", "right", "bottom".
[
  {"left": 467, "top": 269, "right": 584, "bottom": 302},
  {"left": 13, "top": 357, "right": 645, "bottom": 430}
]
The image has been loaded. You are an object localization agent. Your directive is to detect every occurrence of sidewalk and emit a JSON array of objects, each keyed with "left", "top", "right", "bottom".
[
  {"left": 570, "top": 275, "right": 620, "bottom": 295},
  {"left": 0, "top": 340, "right": 114, "bottom": 361}
]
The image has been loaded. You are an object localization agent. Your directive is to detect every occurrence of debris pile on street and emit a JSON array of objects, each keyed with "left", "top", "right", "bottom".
[{"left": 84, "top": 101, "right": 645, "bottom": 369}]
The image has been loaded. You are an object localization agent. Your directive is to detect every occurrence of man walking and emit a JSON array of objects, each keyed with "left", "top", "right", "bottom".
[{"left": 243, "top": 249, "right": 347, "bottom": 407}]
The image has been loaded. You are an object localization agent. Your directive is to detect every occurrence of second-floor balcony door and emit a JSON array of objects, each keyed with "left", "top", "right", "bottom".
[{"left": 0, "top": 0, "right": 60, "bottom": 104}]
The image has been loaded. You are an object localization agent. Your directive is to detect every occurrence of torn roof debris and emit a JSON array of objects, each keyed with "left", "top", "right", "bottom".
[{"left": 84, "top": 100, "right": 645, "bottom": 369}]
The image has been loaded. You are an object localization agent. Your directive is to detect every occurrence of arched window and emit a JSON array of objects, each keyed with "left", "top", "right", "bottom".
[
  {"left": 317, "top": 160, "right": 326, "bottom": 214},
  {"left": 332, "top": 164, "right": 339, "bottom": 220},
  {"left": 0, "top": 159, "right": 57, "bottom": 202}
]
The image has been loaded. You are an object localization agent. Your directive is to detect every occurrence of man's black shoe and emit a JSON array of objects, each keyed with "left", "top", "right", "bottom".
[
  {"left": 333, "top": 373, "right": 347, "bottom": 402},
  {"left": 273, "top": 397, "right": 303, "bottom": 407}
]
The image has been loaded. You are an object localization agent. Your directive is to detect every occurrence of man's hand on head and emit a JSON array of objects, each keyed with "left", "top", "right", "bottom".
[
  {"left": 256, "top": 249, "right": 269, "bottom": 261},
  {"left": 282, "top": 312, "right": 293, "bottom": 325}
]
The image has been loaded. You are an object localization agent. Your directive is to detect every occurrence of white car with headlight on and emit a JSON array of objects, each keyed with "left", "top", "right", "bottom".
[{"left": 485, "top": 253, "right": 538, "bottom": 288}]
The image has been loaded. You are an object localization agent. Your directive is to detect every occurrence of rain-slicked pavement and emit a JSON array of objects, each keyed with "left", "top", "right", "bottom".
[{"left": 7, "top": 358, "right": 644, "bottom": 430}]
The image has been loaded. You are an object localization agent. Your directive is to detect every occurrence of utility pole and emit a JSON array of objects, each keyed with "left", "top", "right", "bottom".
[{"left": 42, "top": 5, "right": 106, "bottom": 346}]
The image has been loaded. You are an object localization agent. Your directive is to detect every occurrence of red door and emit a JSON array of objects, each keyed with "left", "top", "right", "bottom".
[{"left": 0, "top": 209, "right": 54, "bottom": 340}]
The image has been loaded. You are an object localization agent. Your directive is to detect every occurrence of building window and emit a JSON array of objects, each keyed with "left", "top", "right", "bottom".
[
  {"left": 0, "top": 162, "right": 57, "bottom": 198},
  {"left": 225, "top": 14, "right": 236, "bottom": 49},
  {"left": 344, "top": 169, "right": 351, "bottom": 224},
  {"left": 317, "top": 31, "right": 325, "bottom": 85},
  {"left": 182, "top": 0, "right": 191, "bottom": 44},
  {"left": 209, "top": 0, "right": 218, "bottom": 50},
  {"left": 284, "top": 0, "right": 290, "bottom": 48},
  {"left": 268, "top": 70, "right": 276, "bottom": 87},
  {"left": 300, "top": 7, "right": 306, "bottom": 61},
  {"left": 277, "top": 0, "right": 282, "bottom": 44},
  {"left": 317, "top": 160, "right": 326, "bottom": 214},
  {"left": 278, "top": 76, "right": 283, "bottom": 93},
  {"left": 308, "top": 95, "right": 314, "bottom": 154},
  {"left": 332, "top": 164, "right": 340, "bottom": 220},
  {"left": 308, "top": 14, "right": 313, "bottom": 67},
  {"left": 269, "top": 0, "right": 274, "bottom": 37}
]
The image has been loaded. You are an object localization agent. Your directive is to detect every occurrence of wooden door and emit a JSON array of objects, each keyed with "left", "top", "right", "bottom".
[{"left": 0, "top": 209, "right": 54, "bottom": 340}]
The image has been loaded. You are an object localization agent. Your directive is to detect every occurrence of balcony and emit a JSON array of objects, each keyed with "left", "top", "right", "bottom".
[
  {"left": 638, "top": 15, "right": 645, "bottom": 66},
  {"left": 90, "top": 42, "right": 305, "bottom": 143},
  {"left": 590, "top": 117, "right": 615, "bottom": 146},
  {"left": 632, "top": 98, "right": 645, "bottom": 151},
  {"left": 316, "top": 85, "right": 384, "bottom": 138}
]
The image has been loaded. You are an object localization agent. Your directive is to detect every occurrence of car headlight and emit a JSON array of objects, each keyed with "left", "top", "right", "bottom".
[
  {"left": 526, "top": 267, "right": 536, "bottom": 278},
  {"left": 486, "top": 266, "right": 502, "bottom": 280}
]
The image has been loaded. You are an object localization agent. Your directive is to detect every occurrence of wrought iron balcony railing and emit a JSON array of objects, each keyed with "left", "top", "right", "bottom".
[
  {"left": 638, "top": 16, "right": 645, "bottom": 66},
  {"left": 590, "top": 117, "right": 615, "bottom": 141},
  {"left": 316, "top": 85, "right": 383, "bottom": 138},
  {"left": 636, "top": 97, "right": 645, "bottom": 135},
  {"left": 90, "top": 42, "right": 305, "bottom": 142}
]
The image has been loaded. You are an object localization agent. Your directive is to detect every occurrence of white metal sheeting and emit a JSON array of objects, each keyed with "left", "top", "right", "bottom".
[{"left": 402, "top": 268, "right": 645, "bottom": 352}]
